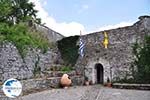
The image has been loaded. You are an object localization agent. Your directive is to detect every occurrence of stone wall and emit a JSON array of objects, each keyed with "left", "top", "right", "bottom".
[
  {"left": 33, "top": 23, "right": 64, "bottom": 43},
  {"left": 0, "top": 42, "right": 62, "bottom": 82},
  {"left": 0, "top": 21, "right": 65, "bottom": 82},
  {"left": 21, "top": 76, "right": 84, "bottom": 92},
  {"left": 75, "top": 16, "right": 150, "bottom": 84},
  {"left": 0, "top": 15, "right": 150, "bottom": 87}
]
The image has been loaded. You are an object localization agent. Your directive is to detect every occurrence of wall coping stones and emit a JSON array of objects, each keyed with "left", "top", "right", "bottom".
[{"left": 112, "top": 83, "right": 150, "bottom": 90}]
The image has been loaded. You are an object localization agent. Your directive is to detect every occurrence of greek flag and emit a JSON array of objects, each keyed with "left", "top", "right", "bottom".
[{"left": 79, "top": 33, "right": 85, "bottom": 58}]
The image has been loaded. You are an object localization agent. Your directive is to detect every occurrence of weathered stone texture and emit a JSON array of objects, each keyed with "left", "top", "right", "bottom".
[
  {"left": 34, "top": 23, "right": 64, "bottom": 43},
  {"left": 75, "top": 16, "right": 150, "bottom": 83},
  {"left": 0, "top": 42, "right": 62, "bottom": 82},
  {"left": 0, "top": 16, "right": 150, "bottom": 87},
  {"left": 0, "top": 22, "right": 65, "bottom": 82},
  {"left": 20, "top": 76, "right": 84, "bottom": 92}
]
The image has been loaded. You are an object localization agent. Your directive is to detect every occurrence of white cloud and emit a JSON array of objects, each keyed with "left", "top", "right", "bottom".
[
  {"left": 29, "top": 0, "right": 86, "bottom": 37},
  {"left": 29, "top": 0, "right": 135, "bottom": 37},
  {"left": 43, "top": 1, "right": 47, "bottom": 6}
]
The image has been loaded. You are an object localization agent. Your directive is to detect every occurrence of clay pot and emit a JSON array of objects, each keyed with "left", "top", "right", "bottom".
[
  {"left": 85, "top": 81, "right": 90, "bottom": 86},
  {"left": 60, "top": 74, "right": 72, "bottom": 87},
  {"left": 107, "top": 83, "right": 112, "bottom": 87}
]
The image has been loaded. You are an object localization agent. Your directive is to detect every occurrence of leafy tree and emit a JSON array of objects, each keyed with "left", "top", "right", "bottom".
[
  {"left": 0, "top": 0, "right": 40, "bottom": 24},
  {"left": 11, "top": 0, "right": 38, "bottom": 23},
  {"left": 133, "top": 35, "right": 150, "bottom": 83},
  {"left": 0, "top": 0, "right": 13, "bottom": 24}
]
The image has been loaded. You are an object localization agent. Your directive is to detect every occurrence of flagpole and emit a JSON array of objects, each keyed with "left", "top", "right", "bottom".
[
  {"left": 79, "top": 30, "right": 86, "bottom": 84},
  {"left": 80, "top": 30, "right": 82, "bottom": 36}
]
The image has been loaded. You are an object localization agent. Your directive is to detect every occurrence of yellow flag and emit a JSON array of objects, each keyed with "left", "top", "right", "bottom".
[{"left": 103, "top": 32, "right": 109, "bottom": 49}]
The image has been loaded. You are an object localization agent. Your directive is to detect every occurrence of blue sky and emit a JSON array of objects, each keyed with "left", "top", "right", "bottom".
[{"left": 31, "top": 0, "right": 150, "bottom": 36}]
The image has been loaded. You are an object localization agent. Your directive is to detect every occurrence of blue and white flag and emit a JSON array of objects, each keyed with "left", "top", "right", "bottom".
[{"left": 79, "top": 31, "right": 85, "bottom": 58}]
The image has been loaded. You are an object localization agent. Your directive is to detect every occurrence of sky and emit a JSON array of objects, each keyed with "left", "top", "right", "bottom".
[{"left": 30, "top": 0, "right": 150, "bottom": 36}]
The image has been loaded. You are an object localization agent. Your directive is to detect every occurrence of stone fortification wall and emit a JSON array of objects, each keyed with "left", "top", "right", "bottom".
[
  {"left": 0, "top": 42, "right": 62, "bottom": 82},
  {"left": 0, "top": 21, "right": 65, "bottom": 82},
  {"left": 34, "top": 23, "right": 64, "bottom": 43},
  {"left": 75, "top": 16, "right": 150, "bottom": 83}
]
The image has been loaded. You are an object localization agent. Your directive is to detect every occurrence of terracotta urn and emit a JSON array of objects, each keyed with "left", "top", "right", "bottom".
[
  {"left": 60, "top": 74, "right": 72, "bottom": 87},
  {"left": 85, "top": 81, "right": 90, "bottom": 86},
  {"left": 107, "top": 83, "right": 112, "bottom": 87}
]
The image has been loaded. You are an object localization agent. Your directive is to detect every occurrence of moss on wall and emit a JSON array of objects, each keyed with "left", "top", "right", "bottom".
[{"left": 57, "top": 36, "right": 79, "bottom": 66}]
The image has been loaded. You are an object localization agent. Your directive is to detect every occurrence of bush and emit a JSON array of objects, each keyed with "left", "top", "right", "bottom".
[
  {"left": 57, "top": 36, "right": 79, "bottom": 66},
  {"left": 132, "top": 35, "right": 150, "bottom": 83},
  {"left": 0, "top": 22, "right": 49, "bottom": 58},
  {"left": 60, "top": 66, "right": 72, "bottom": 73}
]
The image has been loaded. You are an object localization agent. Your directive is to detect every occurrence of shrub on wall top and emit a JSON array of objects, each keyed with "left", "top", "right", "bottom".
[{"left": 0, "top": 22, "right": 49, "bottom": 58}]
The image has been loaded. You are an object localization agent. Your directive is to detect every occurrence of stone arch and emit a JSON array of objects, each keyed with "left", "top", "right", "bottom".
[
  {"left": 95, "top": 63, "right": 104, "bottom": 84},
  {"left": 84, "top": 58, "right": 110, "bottom": 84}
]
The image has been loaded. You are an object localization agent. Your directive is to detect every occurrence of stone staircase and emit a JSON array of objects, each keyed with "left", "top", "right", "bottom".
[
  {"left": 41, "top": 70, "right": 76, "bottom": 78},
  {"left": 21, "top": 75, "right": 84, "bottom": 96},
  {"left": 45, "top": 64, "right": 63, "bottom": 71},
  {"left": 0, "top": 66, "right": 84, "bottom": 96},
  {"left": 21, "top": 69, "right": 84, "bottom": 95}
]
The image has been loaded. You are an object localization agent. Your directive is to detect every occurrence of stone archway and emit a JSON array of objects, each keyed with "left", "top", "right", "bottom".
[
  {"left": 84, "top": 58, "right": 110, "bottom": 84},
  {"left": 95, "top": 63, "right": 104, "bottom": 84}
]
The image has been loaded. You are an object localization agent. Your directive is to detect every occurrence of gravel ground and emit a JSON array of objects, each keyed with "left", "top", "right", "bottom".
[{"left": 2, "top": 85, "right": 150, "bottom": 100}]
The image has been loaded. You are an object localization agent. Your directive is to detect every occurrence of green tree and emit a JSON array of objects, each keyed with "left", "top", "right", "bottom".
[
  {"left": 133, "top": 35, "right": 150, "bottom": 83},
  {"left": 0, "top": 0, "right": 40, "bottom": 24},
  {"left": 11, "top": 0, "right": 38, "bottom": 23},
  {"left": 0, "top": 0, "right": 13, "bottom": 24}
]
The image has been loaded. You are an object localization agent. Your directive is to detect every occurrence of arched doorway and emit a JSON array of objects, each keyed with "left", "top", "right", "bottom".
[{"left": 95, "top": 63, "right": 104, "bottom": 84}]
